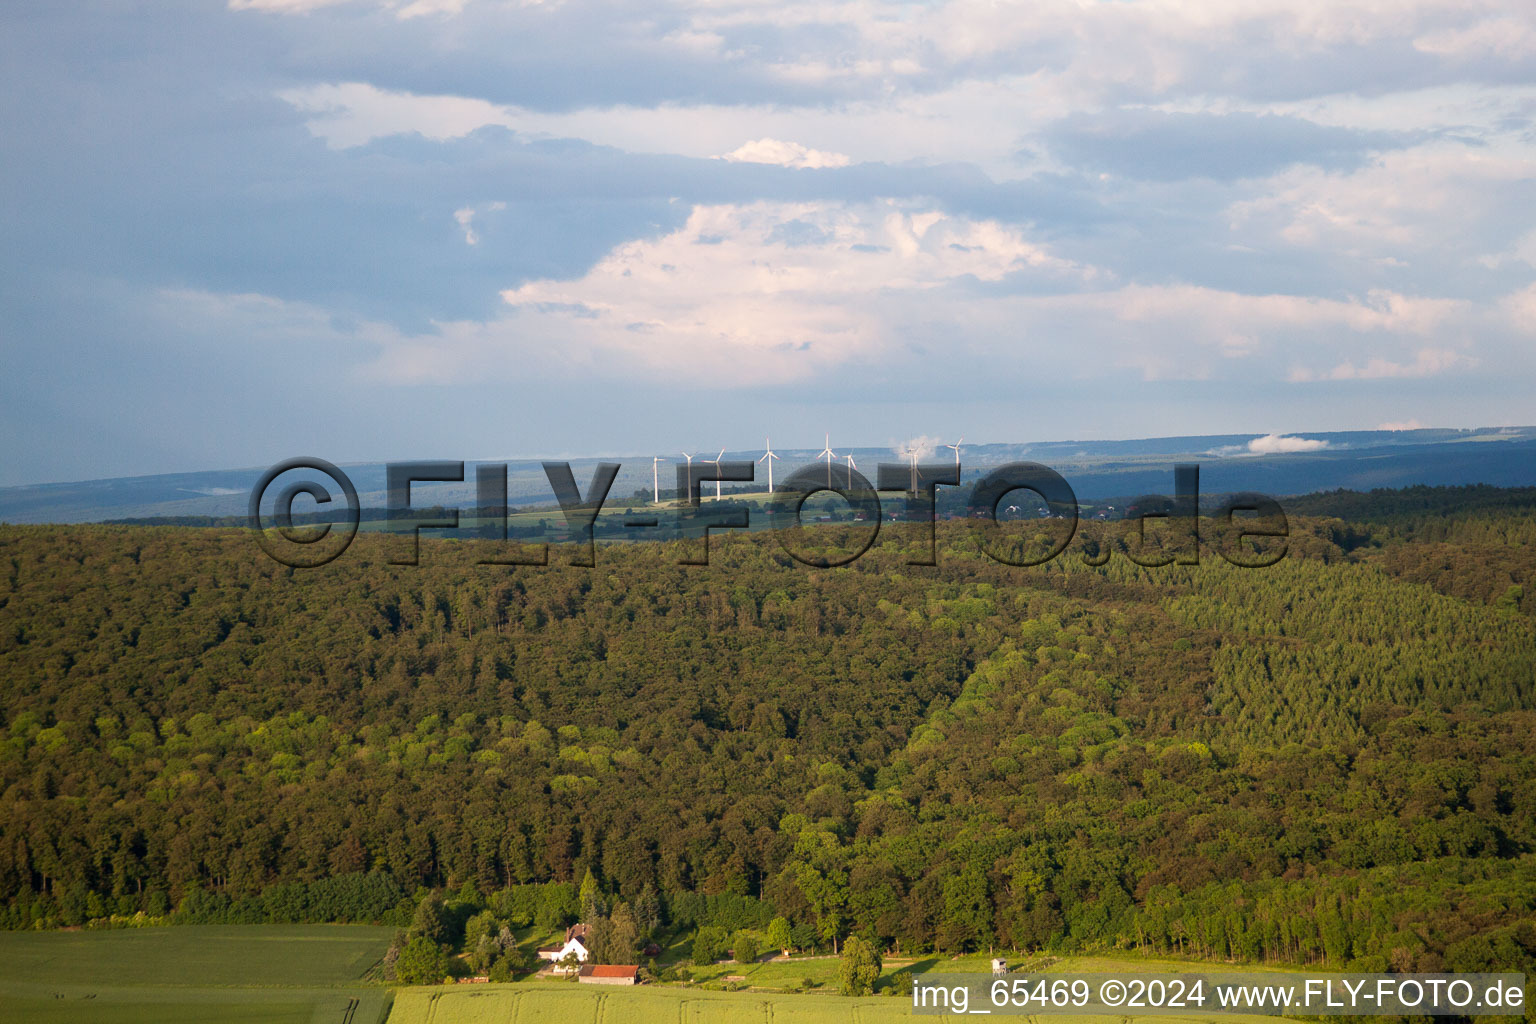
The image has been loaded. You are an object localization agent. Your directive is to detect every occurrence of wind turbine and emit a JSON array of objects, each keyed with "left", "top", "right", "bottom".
[
  {"left": 709, "top": 448, "right": 726, "bottom": 499},
  {"left": 679, "top": 451, "right": 695, "bottom": 499},
  {"left": 905, "top": 446, "right": 919, "bottom": 492},
  {"left": 758, "top": 437, "right": 780, "bottom": 494},
  {"left": 945, "top": 437, "right": 963, "bottom": 476},
  {"left": 845, "top": 453, "right": 858, "bottom": 488},
  {"left": 652, "top": 456, "right": 667, "bottom": 505},
  {"left": 819, "top": 434, "right": 837, "bottom": 489}
]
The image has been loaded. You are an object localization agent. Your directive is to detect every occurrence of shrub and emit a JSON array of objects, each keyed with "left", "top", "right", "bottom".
[
  {"left": 732, "top": 930, "right": 759, "bottom": 963},
  {"left": 692, "top": 925, "right": 728, "bottom": 964},
  {"left": 395, "top": 936, "right": 450, "bottom": 985},
  {"left": 766, "top": 917, "right": 793, "bottom": 955},
  {"left": 837, "top": 935, "right": 882, "bottom": 997}
]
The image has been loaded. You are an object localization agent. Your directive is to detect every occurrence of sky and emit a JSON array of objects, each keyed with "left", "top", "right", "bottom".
[{"left": 2, "top": 0, "right": 1536, "bottom": 486}]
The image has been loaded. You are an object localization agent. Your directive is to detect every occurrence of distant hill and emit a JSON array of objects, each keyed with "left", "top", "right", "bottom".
[{"left": 2, "top": 426, "right": 1533, "bottom": 523}]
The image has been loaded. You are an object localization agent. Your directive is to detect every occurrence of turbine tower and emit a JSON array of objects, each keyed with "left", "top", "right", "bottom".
[
  {"left": 709, "top": 448, "right": 726, "bottom": 499},
  {"left": 652, "top": 456, "right": 667, "bottom": 505},
  {"left": 758, "top": 437, "right": 780, "bottom": 494},
  {"left": 679, "top": 451, "right": 695, "bottom": 499},
  {"left": 845, "top": 453, "right": 858, "bottom": 488},
  {"left": 905, "top": 445, "right": 919, "bottom": 492},
  {"left": 945, "top": 437, "right": 963, "bottom": 475},
  {"left": 818, "top": 434, "right": 837, "bottom": 489}
]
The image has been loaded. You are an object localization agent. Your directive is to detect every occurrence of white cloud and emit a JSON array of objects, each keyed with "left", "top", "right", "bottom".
[
  {"left": 453, "top": 201, "right": 505, "bottom": 245},
  {"left": 278, "top": 82, "right": 517, "bottom": 148},
  {"left": 719, "top": 138, "right": 850, "bottom": 169},
  {"left": 137, "top": 239, "right": 1527, "bottom": 430},
  {"left": 231, "top": 0, "right": 473, "bottom": 16},
  {"left": 1309, "top": 347, "right": 1474, "bottom": 380},
  {"left": 1248, "top": 433, "right": 1330, "bottom": 454},
  {"left": 229, "top": 0, "right": 356, "bottom": 11},
  {"left": 1225, "top": 143, "right": 1536, "bottom": 265},
  {"left": 360, "top": 209, "right": 1514, "bottom": 394},
  {"left": 155, "top": 5, "right": 1536, "bottom": 411},
  {"left": 273, "top": 79, "right": 1064, "bottom": 174},
  {"left": 485, "top": 200, "right": 1085, "bottom": 382},
  {"left": 396, "top": 0, "right": 469, "bottom": 17},
  {"left": 895, "top": 435, "right": 944, "bottom": 460},
  {"left": 1414, "top": 17, "right": 1536, "bottom": 60},
  {"left": 1500, "top": 283, "right": 1536, "bottom": 331},
  {"left": 254, "top": 1, "right": 1536, "bottom": 120}
]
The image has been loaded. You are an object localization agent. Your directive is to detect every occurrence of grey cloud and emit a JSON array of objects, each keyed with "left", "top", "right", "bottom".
[{"left": 1042, "top": 110, "right": 1415, "bottom": 182}]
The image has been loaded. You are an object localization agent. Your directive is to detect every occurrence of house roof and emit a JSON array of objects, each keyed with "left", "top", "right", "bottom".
[{"left": 578, "top": 964, "right": 639, "bottom": 979}]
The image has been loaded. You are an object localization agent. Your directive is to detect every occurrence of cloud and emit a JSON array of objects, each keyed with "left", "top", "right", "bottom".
[
  {"left": 1414, "top": 18, "right": 1536, "bottom": 61},
  {"left": 274, "top": 80, "right": 1035, "bottom": 172},
  {"left": 720, "top": 138, "right": 851, "bottom": 169},
  {"left": 453, "top": 201, "right": 505, "bottom": 245},
  {"left": 895, "top": 435, "right": 944, "bottom": 460},
  {"left": 1248, "top": 434, "right": 1330, "bottom": 454},
  {"left": 10, "top": 0, "right": 1536, "bottom": 486},
  {"left": 228, "top": 0, "right": 356, "bottom": 11},
  {"left": 483, "top": 199, "right": 1086, "bottom": 383},
  {"left": 230, "top": 0, "right": 469, "bottom": 18},
  {"left": 1300, "top": 347, "right": 1475, "bottom": 381},
  {"left": 1043, "top": 110, "right": 1412, "bottom": 182},
  {"left": 1224, "top": 143, "right": 1536, "bottom": 283},
  {"left": 396, "top": 0, "right": 470, "bottom": 17},
  {"left": 1339, "top": 349, "right": 1472, "bottom": 379},
  {"left": 1500, "top": 283, "right": 1536, "bottom": 330},
  {"left": 279, "top": 82, "right": 518, "bottom": 149}
]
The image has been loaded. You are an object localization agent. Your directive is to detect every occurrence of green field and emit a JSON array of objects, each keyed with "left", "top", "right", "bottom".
[
  {"left": 0, "top": 926, "right": 1297, "bottom": 1024},
  {"left": 388, "top": 984, "right": 914, "bottom": 1024},
  {"left": 385, "top": 978, "right": 1280, "bottom": 1024},
  {"left": 0, "top": 925, "right": 394, "bottom": 1024},
  {"left": 383, "top": 954, "right": 1295, "bottom": 1024}
]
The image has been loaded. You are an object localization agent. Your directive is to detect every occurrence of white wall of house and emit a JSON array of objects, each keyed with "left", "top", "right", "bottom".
[{"left": 538, "top": 937, "right": 590, "bottom": 964}]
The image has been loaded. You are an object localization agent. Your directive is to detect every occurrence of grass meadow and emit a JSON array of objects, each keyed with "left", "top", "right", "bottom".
[
  {"left": 385, "top": 978, "right": 1281, "bottom": 1024},
  {"left": 385, "top": 954, "right": 1295, "bottom": 1024},
  {"left": 0, "top": 925, "right": 394, "bottom": 1024},
  {"left": 0, "top": 925, "right": 1296, "bottom": 1024}
]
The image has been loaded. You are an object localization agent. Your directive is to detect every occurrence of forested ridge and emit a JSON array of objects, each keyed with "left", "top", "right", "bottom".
[{"left": 1, "top": 490, "right": 1534, "bottom": 977}]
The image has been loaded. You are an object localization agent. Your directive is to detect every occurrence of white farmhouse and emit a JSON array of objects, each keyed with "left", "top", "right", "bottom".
[{"left": 537, "top": 923, "right": 592, "bottom": 972}]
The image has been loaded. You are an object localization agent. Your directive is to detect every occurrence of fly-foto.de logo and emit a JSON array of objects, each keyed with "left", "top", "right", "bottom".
[{"left": 249, "top": 457, "right": 1288, "bottom": 570}]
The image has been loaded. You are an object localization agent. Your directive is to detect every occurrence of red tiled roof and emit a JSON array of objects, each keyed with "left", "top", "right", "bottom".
[{"left": 579, "top": 964, "right": 639, "bottom": 978}]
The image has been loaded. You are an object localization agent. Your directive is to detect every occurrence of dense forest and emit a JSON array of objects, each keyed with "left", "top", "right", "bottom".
[{"left": 1, "top": 487, "right": 1534, "bottom": 979}]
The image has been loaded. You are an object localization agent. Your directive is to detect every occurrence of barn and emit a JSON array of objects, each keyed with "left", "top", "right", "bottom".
[{"left": 577, "top": 964, "right": 640, "bottom": 986}]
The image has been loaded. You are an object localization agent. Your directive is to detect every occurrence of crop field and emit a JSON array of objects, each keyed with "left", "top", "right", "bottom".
[
  {"left": 386, "top": 963, "right": 1288, "bottom": 1024},
  {"left": 388, "top": 983, "right": 924, "bottom": 1024},
  {"left": 0, "top": 925, "right": 394, "bottom": 1024},
  {"left": 385, "top": 983, "right": 1280, "bottom": 1024}
]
